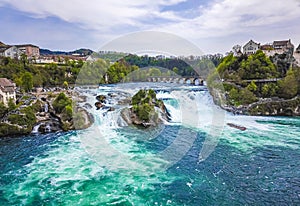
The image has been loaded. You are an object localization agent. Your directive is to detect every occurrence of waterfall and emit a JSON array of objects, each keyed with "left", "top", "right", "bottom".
[
  {"left": 45, "top": 124, "right": 51, "bottom": 132},
  {"left": 156, "top": 91, "right": 182, "bottom": 123},
  {"left": 32, "top": 123, "right": 41, "bottom": 134},
  {"left": 44, "top": 103, "right": 48, "bottom": 113}
]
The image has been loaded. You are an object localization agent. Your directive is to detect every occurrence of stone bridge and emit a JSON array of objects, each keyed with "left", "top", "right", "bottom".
[{"left": 146, "top": 76, "right": 204, "bottom": 85}]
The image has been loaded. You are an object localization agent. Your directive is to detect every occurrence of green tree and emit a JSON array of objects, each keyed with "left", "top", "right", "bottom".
[
  {"left": 228, "top": 88, "right": 240, "bottom": 105},
  {"left": 52, "top": 93, "right": 72, "bottom": 113},
  {"left": 63, "top": 81, "right": 69, "bottom": 89},
  {"left": 172, "top": 67, "right": 179, "bottom": 75},
  {"left": 246, "top": 80, "right": 258, "bottom": 92},
  {"left": 20, "top": 53, "right": 28, "bottom": 68},
  {"left": 239, "top": 88, "right": 257, "bottom": 104},
  {"left": 0, "top": 102, "right": 7, "bottom": 118},
  {"left": 239, "top": 50, "right": 278, "bottom": 79},
  {"left": 261, "top": 83, "right": 278, "bottom": 98},
  {"left": 21, "top": 72, "right": 33, "bottom": 92},
  {"left": 8, "top": 98, "right": 16, "bottom": 111},
  {"left": 278, "top": 68, "right": 298, "bottom": 99}
]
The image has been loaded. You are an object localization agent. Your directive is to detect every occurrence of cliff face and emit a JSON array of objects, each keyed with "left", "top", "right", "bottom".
[
  {"left": 248, "top": 97, "right": 300, "bottom": 116},
  {"left": 210, "top": 88, "right": 300, "bottom": 116},
  {"left": 0, "top": 91, "right": 94, "bottom": 137}
]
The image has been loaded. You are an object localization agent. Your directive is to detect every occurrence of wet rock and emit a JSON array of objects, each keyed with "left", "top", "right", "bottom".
[
  {"left": 95, "top": 102, "right": 104, "bottom": 110},
  {"left": 96, "top": 95, "right": 106, "bottom": 103},
  {"left": 83, "top": 103, "right": 93, "bottom": 109}
]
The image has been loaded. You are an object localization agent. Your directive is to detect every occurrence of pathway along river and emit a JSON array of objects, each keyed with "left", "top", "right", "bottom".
[{"left": 0, "top": 83, "right": 299, "bottom": 205}]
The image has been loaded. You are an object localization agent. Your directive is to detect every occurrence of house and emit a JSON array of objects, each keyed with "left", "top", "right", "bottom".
[
  {"left": 260, "top": 43, "right": 275, "bottom": 56},
  {"left": 295, "top": 44, "right": 300, "bottom": 53},
  {"left": 16, "top": 44, "right": 40, "bottom": 58},
  {"left": 0, "top": 41, "right": 6, "bottom": 47},
  {"left": 0, "top": 45, "right": 19, "bottom": 59},
  {"left": 294, "top": 44, "right": 300, "bottom": 66},
  {"left": 243, "top": 40, "right": 260, "bottom": 55},
  {"left": 0, "top": 78, "right": 16, "bottom": 106},
  {"left": 232, "top": 45, "right": 242, "bottom": 56},
  {"left": 272, "top": 39, "right": 294, "bottom": 54}
]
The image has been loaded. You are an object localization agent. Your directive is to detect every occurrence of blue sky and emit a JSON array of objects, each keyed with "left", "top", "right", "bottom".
[{"left": 0, "top": 0, "right": 300, "bottom": 54}]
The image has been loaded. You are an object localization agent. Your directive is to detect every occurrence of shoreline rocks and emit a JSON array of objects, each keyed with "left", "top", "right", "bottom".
[
  {"left": 210, "top": 88, "right": 300, "bottom": 116},
  {"left": 0, "top": 90, "right": 94, "bottom": 138}
]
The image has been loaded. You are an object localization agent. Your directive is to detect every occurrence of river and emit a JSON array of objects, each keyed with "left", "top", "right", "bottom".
[{"left": 0, "top": 83, "right": 299, "bottom": 205}]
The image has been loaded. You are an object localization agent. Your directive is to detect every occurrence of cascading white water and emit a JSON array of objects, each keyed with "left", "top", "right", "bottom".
[
  {"left": 45, "top": 124, "right": 51, "bottom": 132},
  {"left": 44, "top": 103, "right": 48, "bottom": 113},
  {"left": 156, "top": 91, "right": 182, "bottom": 123},
  {"left": 32, "top": 123, "right": 41, "bottom": 134}
]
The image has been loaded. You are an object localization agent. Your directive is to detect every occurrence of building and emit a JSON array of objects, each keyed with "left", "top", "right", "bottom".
[
  {"left": 294, "top": 44, "right": 300, "bottom": 66},
  {"left": 232, "top": 45, "right": 242, "bottom": 56},
  {"left": 273, "top": 39, "right": 294, "bottom": 53},
  {"left": 295, "top": 44, "right": 300, "bottom": 53},
  {"left": 0, "top": 46, "right": 19, "bottom": 59},
  {"left": 0, "top": 78, "right": 16, "bottom": 106},
  {"left": 272, "top": 39, "right": 294, "bottom": 55},
  {"left": 243, "top": 40, "right": 260, "bottom": 55},
  {"left": 16, "top": 44, "right": 40, "bottom": 58}
]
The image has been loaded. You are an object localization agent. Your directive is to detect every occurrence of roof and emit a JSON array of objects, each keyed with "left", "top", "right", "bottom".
[
  {"left": 15, "top": 44, "right": 39, "bottom": 48},
  {"left": 0, "top": 46, "right": 10, "bottom": 52},
  {"left": 260, "top": 44, "right": 273, "bottom": 50},
  {"left": 243, "top": 39, "right": 260, "bottom": 48},
  {"left": 0, "top": 41, "right": 6, "bottom": 47},
  {"left": 0, "top": 78, "right": 15, "bottom": 87},
  {"left": 273, "top": 40, "right": 290, "bottom": 46}
]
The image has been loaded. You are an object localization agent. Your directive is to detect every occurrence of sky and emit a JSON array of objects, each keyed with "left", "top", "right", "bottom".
[{"left": 0, "top": 0, "right": 300, "bottom": 54}]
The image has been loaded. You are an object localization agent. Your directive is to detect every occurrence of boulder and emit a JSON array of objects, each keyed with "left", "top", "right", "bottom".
[
  {"left": 96, "top": 95, "right": 106, "bottom": 103},
  {"left": 95, "top": 102, "right": 104, "bottom": 110}
]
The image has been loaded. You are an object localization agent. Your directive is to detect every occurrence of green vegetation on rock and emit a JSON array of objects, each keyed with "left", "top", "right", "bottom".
[
  {"left": 131, "top": 89, "right": 161, "bottom": 123},
  {"left": 53, "top": 92, "right": 73, "bottom": 121},
  {"left": 208, "top": 50, "right": 300, "bottom": 106}
]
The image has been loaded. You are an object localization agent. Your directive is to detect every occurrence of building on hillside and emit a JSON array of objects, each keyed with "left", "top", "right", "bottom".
[
  {"left": 294, "top": 44, "right": 300, "bottom": 66},
  {"left": 272, "top": 39, "right": 294, "bottom": 54},
  {"left": 0, "top": 46, "right": 19, "bottom": 59},
  {"left": 260, "top": 43, "right": 275, "bottom": 56},
  {"left": 0, "top": 41, "right": 6, "bottom": 47},
  {"left": 295, "top": 44, "right": 300, "bottom": 53},
  {"left": 0, "top": 78, "right": 16, "bottom": 106},
  {"left": 243, "top": 40, "right": 260, "bottom": 55},
  {"left": 232, "top": 45, "right": 242, "bottom": 56},
  {"left": 16, "top": 44, "right": 40, "bottom": 58}
]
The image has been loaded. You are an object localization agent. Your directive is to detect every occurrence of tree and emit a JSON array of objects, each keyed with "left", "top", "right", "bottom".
[
  {"left": 261, "top": 83, "right": 278, "bottom": 98},
  {"left": 246, "top": 80, "right": 257, "bottom": 92},
  {"left": 0, "top": 102, "right": 7, "bottom": 118},
  {"left": 228, "top": 88, "right": 240, "bottom": 105},
  {"left": 239, "top": 50, "right": 278, "bottom": 79},
  {"left": 20, "top": 53, "right": 28, "bottom": 68},
  {"left": 278, "top": 68, "right": 298, "bottom": 99},
  {"left": 52, "top": 93, "right": 72, "bottom": 113},
  {"left": 21, "top": 72, "right": 33, "bottom": 92},
  {"left": 63, "top": 81, "right": 69, "bottom": 89},
  {"left": 8, "top": 98, "right": 16, "bottom": 111},
  {"left": 172, "top": 67, "right": 179, "bottom": 75},
  {"left": 239, "top": 88, "right": 257, "bottom": 104}
]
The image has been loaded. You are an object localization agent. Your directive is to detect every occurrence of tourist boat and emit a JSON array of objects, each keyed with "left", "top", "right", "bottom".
[{"left": 227, "top": 123, "right": 247, "bottom": 131}]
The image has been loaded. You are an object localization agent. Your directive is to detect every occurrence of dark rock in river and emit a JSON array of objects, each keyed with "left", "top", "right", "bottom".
[
  {"left": 83, "top": 103, "right": 93, "bottom": 109},
  {"left": 95, "top": 102, "right": 104, "bottom": 110},
  {"left": 96, "top": 95, "right": 107, "bottom": 103}
]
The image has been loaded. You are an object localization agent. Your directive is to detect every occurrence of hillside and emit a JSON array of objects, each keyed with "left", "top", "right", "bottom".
[
  {"left": 208, "top": 50, "right": 300, "bottom": 116},
  {"left": 40, "top": 48, "right": 94, "bottom": 56}
]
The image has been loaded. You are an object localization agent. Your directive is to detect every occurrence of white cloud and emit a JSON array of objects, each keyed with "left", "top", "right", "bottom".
[{"left": 0, "top": 0, "right": 299, "bottom": 53}]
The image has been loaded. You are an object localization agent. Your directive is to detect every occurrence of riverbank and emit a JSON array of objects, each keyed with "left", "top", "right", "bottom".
[
  {"left": 0, "top": 88, "right": 94, "bottom": 137},
  {"left": 210, "top": 88, "right": 300, "bottom": 116}
]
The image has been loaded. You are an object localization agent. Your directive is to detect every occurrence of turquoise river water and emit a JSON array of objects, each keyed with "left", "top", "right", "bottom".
[{"left": 0, "top": 83, "right": 299, "bottom": 205}]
